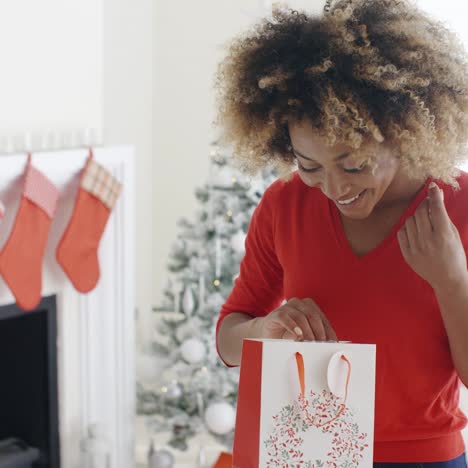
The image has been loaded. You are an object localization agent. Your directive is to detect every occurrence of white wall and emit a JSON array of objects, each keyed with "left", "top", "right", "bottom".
[
  {"left": 0, "top": 0, "right": 102, "bottom": 138},
  {"left": 418, "top": 0, "right": 468, "bottom": 43},
  {"left": 0, "top": 0, "right": 155, "bottom": 350},
  {"left": 102, "top": 0, "right": 154, "bottom": 348}
]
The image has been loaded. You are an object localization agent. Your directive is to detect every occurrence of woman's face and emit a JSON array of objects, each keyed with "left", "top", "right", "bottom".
[{"left": 288, "top": 119, "right": 401, "bottom": 220}]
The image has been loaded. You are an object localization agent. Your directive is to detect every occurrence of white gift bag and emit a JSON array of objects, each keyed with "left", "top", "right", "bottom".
[{"left": 233, "top": 339, "right": 376, "bottom": 468}]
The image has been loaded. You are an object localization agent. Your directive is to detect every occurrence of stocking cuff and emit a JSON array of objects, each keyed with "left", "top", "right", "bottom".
[
  {"left": 24, "top": 164, "right": 59, "bottom": 218},
  {"left": 81, "top": 159, "right": 122, "bottom": 210}
]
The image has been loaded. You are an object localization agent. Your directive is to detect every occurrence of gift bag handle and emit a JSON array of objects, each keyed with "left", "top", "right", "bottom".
[{"left": 295, "top": 351, "right": 351, "bottom": 427}]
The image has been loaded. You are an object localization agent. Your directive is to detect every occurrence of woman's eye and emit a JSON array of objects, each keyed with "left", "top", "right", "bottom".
[
  {"left": 298, "top": 163, "right": 321, "bottom": 173},
  {"left": 343, "top": 163, "right": 367, "bottom": 173}
]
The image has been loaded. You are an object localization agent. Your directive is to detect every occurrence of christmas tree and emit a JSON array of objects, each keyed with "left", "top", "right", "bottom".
[{"left": 137, "top": 142, "right": 277, "bottom": 451}]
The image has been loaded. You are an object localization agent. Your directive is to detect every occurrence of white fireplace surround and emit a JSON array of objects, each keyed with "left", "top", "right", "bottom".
[{"left": 0, "top": 147, "right": 135, "bottom": 468}]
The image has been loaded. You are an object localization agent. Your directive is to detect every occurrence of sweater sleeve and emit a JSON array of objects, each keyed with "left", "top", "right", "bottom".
[{"left": 215, "top": 184, "right": 284, "bottom": 367}]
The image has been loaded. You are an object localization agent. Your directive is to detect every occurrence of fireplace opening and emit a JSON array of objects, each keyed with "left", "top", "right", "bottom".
[{"left": 0, "top": 295, "right": 60, "bottom": 468}]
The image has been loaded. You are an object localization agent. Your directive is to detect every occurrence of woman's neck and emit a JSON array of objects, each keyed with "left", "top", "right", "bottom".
[{"left": 376, "top": 170, "right": 427, "bottom": 211}]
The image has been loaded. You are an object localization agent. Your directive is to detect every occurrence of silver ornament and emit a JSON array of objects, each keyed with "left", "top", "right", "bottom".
[
  {"left": 148, "top": 447, "right": 174, "bottom": 468},
  {"left": 164, "top": 382, "right": 183, "bottom": 402}
]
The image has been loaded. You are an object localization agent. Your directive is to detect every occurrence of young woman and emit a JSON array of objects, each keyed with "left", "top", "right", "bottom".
[{"left": 214, "top": 0, "right": 468, "bottom": 465}]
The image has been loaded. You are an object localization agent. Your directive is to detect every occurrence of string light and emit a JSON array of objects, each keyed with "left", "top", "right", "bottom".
[{"left": 213, "top": 279, "right": 221, "bottom": 287}]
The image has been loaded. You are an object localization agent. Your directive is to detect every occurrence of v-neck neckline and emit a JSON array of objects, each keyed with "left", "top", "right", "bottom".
[{"left": 327, "top": 178, "right": 431, "bottom": 264}]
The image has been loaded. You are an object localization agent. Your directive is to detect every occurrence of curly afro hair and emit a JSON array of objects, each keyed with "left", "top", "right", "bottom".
[{"left": 214, "top": 0, "right": 468, "bottom": 185}]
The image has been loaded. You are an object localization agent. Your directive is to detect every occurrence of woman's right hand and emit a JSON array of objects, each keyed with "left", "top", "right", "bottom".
[{"left": 254, "top": 297, "right": 338, "bottom": 341}]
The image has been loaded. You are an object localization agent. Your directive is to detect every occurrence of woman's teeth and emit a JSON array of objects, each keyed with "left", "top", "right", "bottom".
[{"left": 337, "top": 190, "right": 364, "bottom": 205}]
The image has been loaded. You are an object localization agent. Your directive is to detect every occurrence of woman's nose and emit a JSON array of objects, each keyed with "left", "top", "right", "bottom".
[{"left": 323, "top": 172, "right": 351, "bottom": 200}]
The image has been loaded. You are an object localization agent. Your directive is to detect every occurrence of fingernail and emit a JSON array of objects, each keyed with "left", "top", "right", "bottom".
[
  {"left": 429, "top": 182, "right": 438, "bottom": 191},
  {"left": 294, "top": 327, "right": 302, "bottom": 336}
]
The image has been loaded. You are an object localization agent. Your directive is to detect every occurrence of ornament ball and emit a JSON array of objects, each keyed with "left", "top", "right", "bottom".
[{"left": 205, "top": 402, "right": 236, "bottom": 435}]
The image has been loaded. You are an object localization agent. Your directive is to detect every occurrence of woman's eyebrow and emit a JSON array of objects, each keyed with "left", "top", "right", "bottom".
[{"left": 292, "top": 147, "right": 351, "bottom": 162}]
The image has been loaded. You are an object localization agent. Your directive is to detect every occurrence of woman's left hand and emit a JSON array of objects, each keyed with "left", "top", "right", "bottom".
[{"left": 397, "top": 182, "right": 468, "bottom": 292}]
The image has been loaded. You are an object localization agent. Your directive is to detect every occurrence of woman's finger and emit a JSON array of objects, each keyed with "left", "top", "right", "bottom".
[
  {"left": 285, "top": 307, "right": 316, "bottom": 341},
  {"left": 319, "top": 310, "right": 338, "bottom": 341},
  {"left": 285, "top": 297, "right": 337, "bottom": 341},
  {"left": 404, "top": 216, "right": 420, "bottom": 253},
  {"left": 301, "top": 297, "right": 333, "bottom": 341},
  {"left": 286, "top": 298, "right": 316, "bottom": 340},
  {"left": 428, "top": 183, "right": 450, "bottom": 232},
  {"left": 277, "top": 308, "right": 305, "bottom": 339},
  {"left": 414, "top": 198, "right": 433, "bottom": 240}
]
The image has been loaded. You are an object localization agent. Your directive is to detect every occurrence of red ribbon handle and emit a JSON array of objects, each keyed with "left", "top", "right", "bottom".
[{"left": 295, "top": 351, "right": 351, "bottom": 427}]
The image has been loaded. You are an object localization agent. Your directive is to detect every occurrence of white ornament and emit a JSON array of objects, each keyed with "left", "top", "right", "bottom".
[
  {"left": 204, "top": 402, "right": 236, "bottom": 435},
  {"left": 181, "top": 338, "right": 206, "bottom": 364},
  {"left": 182, "top": 286, "right": 195, "bottom": 316},
  {"left": 231, "top": 230, "right": 247, "bottom": 255}
]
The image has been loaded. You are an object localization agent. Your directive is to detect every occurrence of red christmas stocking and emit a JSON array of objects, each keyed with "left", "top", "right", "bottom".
[
  {"left": 56, "top": 150, "right": 122, "bottom": 293},
  {"left": 0, "top": 156, "right": 59, "bottom": 310}
]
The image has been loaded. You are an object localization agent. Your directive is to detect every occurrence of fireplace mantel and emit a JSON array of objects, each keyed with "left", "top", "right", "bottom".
[{"left": 0, "top": 147, "right": 135, "bottom": 468}]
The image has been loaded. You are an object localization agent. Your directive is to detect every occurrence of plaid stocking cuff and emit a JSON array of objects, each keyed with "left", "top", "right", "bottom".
[{"left": 81, "top": 159, "right": 122, "bottom": 210}]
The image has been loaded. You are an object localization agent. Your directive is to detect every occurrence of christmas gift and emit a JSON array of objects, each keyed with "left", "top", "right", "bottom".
[{"left": 233, "top": 339, "right": 376, "bottom": 467}]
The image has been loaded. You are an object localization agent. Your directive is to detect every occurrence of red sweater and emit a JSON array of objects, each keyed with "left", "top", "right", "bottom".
[{"left": 216, "top": 171, "right": 468, "bottom": 462}]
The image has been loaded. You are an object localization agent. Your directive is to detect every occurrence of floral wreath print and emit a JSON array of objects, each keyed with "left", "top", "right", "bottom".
[{"left": 264, "top": 389, "right": 369, "bottom": 468}]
